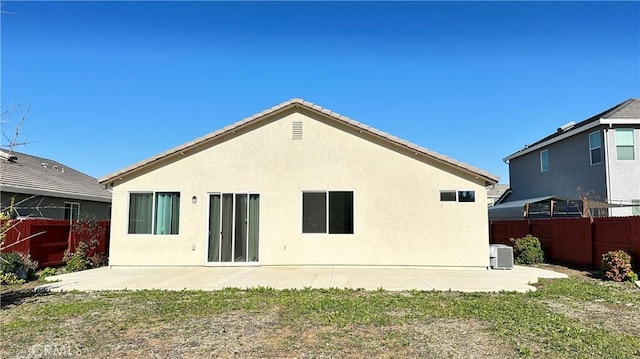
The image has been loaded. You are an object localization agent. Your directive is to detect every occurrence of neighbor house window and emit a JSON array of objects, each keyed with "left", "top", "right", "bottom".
[
  {"left": 615, "top": 129, "right": 635, "bottom": 161},
  {"left": 440, "top": 191, "right": 457, "bottom": 202},
  {"left": 540, "top": 150, "right": 549, "bottom": 172},
  {"left": 302, "top": 191, "right": 353, "bottom": 234},
  {"left": 128, "top": 192, "right": 180, "bottom": 235},
  {"left": 64, "top": 202, "right": 80, "bottom": 223},
  {"left": 589, "top": 131, "right": 602, "bottom": 164}
]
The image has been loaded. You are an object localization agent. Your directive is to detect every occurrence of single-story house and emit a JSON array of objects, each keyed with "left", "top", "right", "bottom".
[
  {"left": 100, "top": 99, "right": 499, "bottom": 268},
  {"left": 1, "top": 150, "right": 111, "bottom": 221}
]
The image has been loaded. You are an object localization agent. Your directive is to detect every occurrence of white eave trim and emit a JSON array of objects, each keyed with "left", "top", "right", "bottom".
[
  {"left": 503, "top": 118, "right": 640, "bottom": 162},
  {"left": 600, "top": 118, "right": 640, "bottom": 125},
  {"left": 0, "top": 184, "right": 112, "bottom": 203}
]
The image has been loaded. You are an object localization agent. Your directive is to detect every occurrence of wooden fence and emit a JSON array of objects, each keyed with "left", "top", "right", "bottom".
[
  {"left": 490, "top": 216, "right": 640, "bottom": 269},
  {"left": 1, "top": 218, "right": 110, "bottom": 268}
]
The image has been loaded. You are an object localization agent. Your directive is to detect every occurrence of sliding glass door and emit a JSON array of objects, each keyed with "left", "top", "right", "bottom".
[{"left": 208, "top": 193, "right": 259, "bottom": 263}]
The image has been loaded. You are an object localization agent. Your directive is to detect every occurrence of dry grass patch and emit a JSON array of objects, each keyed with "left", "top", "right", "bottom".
[{"left": 1, "top": 267, "right": 639, "bottom": 358}]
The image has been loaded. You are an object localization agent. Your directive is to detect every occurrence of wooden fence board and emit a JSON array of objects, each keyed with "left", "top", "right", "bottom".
[
  {"left": 490, "top": 216, "right": 639, "bottom": 269},
  {"left": 1, "top": 218, "right": 110, "bottom": 268}
]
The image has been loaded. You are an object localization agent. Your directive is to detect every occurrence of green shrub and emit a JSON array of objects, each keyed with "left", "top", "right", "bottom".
[
  {"left": 64, "top": 242, "right": 93, "bottom": 272},
  {"left": 0, "top": 252, "right": 24, "bottom": 274},
  {"left": 512, "top": 235, "right": 545, "bottom": 265},
  {"left": 63, "top": 217, "right": 107, "bottom": 272},
  {"left": 0, "top": 251, "right": 38, "bottom": 280},
  {"left": 0, "top": 272, "right": 24, "bottom": 285},
  {"left": 600, "top": 250, "right": 637, "bottom": 282},
  {"left": 18, "top": 252, "right": 39, "bottom": 280},
  {"left": 37, "top": 267, "right": 59, "bottom": 279}
]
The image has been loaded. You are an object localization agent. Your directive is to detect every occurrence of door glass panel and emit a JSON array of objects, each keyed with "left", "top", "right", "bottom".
[
  {"left": 221, "top": 193, "right": 234, "bottom": 262},
  {"left": 248, "top": 194, "right": 260, "bottom": 262},
  {"left": 234, "top": 194, "right": 248, "bottom": 262},
  {"left": 208, "top": 195, "right": 221, "bottom": 262},
  {"left": 208, "top": 192, "right": 259, "bottom": 263}
]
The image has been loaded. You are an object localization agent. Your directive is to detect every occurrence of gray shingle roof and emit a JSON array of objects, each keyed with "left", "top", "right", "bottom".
[
  {"left": 604, "top": 98, "right": 640, "bottom": 118},
  {"left": 0, "top": 150, "right": 111, "bottom": 203},
  {"left": 504, "top": 98, "right": 640, "bottom": 161},
  {"left": 100, "top": 98, "right": 499, "bottom": 185}
]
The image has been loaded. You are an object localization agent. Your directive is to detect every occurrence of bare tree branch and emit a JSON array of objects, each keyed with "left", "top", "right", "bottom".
[{"left": 0, "top": 105, "right": 31, "bottom": 180}]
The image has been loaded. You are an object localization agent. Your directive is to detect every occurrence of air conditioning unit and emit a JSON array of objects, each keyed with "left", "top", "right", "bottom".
[{"left": 489, "top": 244, "right": 514, "bottom": 270}]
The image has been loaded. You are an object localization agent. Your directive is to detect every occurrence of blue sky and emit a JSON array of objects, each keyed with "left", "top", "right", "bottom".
[{"left": 2, "top": 1, "right": 639, "bottom": 183}]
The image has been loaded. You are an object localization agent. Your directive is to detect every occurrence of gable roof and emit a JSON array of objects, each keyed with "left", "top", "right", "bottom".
[
  {"left": 504, "top": 98, "right": 640, "bottom": 162},
  {"left": 0, "top": 150, "right": 111, "bottom": 203},
  {"left": 99, "top": 98, "right": 499, "bottom": 185}
]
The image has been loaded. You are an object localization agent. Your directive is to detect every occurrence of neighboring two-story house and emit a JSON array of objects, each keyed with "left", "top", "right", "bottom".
[{"left": 498, "top": 98, "right": 639, "bottom": 217}]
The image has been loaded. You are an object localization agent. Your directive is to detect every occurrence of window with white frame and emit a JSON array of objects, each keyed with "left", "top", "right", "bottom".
[
  {"left": 64, "top": 202, "right": 80, "bottom": 222},
  {"left": 589, "top": 131, "right": 602, "bottom": 164},
  {"left": 615, "top": 129, "right": 635, "bottom": 161},
  {"left": 439, "top": 191, "right": 457, "bottom": 202},
  {"left": 458, "top": 191, "right": 475, "bottom": 202},
  {"left": 302, "top": 191, "right": 353, "bottom": 234},
  {"left": 540, "top": 149, "right": 549, "bottom": 172},
  {"left": 128, "top": 192, "right": 180, "bottom": 235},
  {"left": 439, "top": 190, "right": 475, "bottom": 203}
]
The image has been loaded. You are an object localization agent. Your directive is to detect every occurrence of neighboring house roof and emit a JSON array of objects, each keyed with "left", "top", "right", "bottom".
[
  {"left": 100, "top": 98, "right": 499, "bottom": 185},
  {"left": 504, "top": 98, "right": 640, "bottom": 162},
  {"left": 489, "top": 195, "right": 566, "bottom": 210},
  {"left": 487, "top": 184, "right": 510, "bottom": 198},
  {"left": 0, "top": 150, "right": 112, "bottom": 203},
  {"left": 488, "top": 195, "right": 569, "bottom": 220}
]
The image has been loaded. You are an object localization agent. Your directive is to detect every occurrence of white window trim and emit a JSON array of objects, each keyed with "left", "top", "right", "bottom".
[
  {"left": 588, "top": 131, "right": 602, "bottom": 165},
  {"left": 301, "top": 190, "right": 355, "bottom": 235},
  {"left": 439, "top": 190, "right": 476, "bottom": 203},
  {"left": 127, "top": 191, "right": 181, "bottom": 235},
  {"left": 457, "top": 190, "right": 476, "bottom": 203},
  {"left": 540, "top": 150, "right": 549, "bottom": 172},
  {"left": 439, "top": 190, "right": 457, "bottom": 202},
  {"left": 204, "top": 192, "right": 261, "bottom": 265},
  {"left": 615, "top": 128, "right": 636, "bottom": 162},
  {"left": 64, "top": 202, "right": 80, "bottom": 223}
]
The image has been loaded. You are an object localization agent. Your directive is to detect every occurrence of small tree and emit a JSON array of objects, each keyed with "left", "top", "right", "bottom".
[{"left": 64, "top": 217, "right": 107, "bottom": 272}]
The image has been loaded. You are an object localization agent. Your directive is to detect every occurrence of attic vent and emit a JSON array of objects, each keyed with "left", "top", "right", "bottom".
[
  {"left": 292, "top": 121, "right": 303, "bottom": 140},
  {"left": 41, "top": 162, "right": 48, "bottom": 168}
]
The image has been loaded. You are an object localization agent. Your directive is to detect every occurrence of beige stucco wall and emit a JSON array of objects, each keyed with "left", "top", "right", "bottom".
[{"left": 108, "top": 109, "right": 491, "bottom": 268}]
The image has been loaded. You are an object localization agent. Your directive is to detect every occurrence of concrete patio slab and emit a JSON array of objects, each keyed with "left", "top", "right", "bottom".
[{"left": 38, "top": 265, "right": 568, "bottom": 293}]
